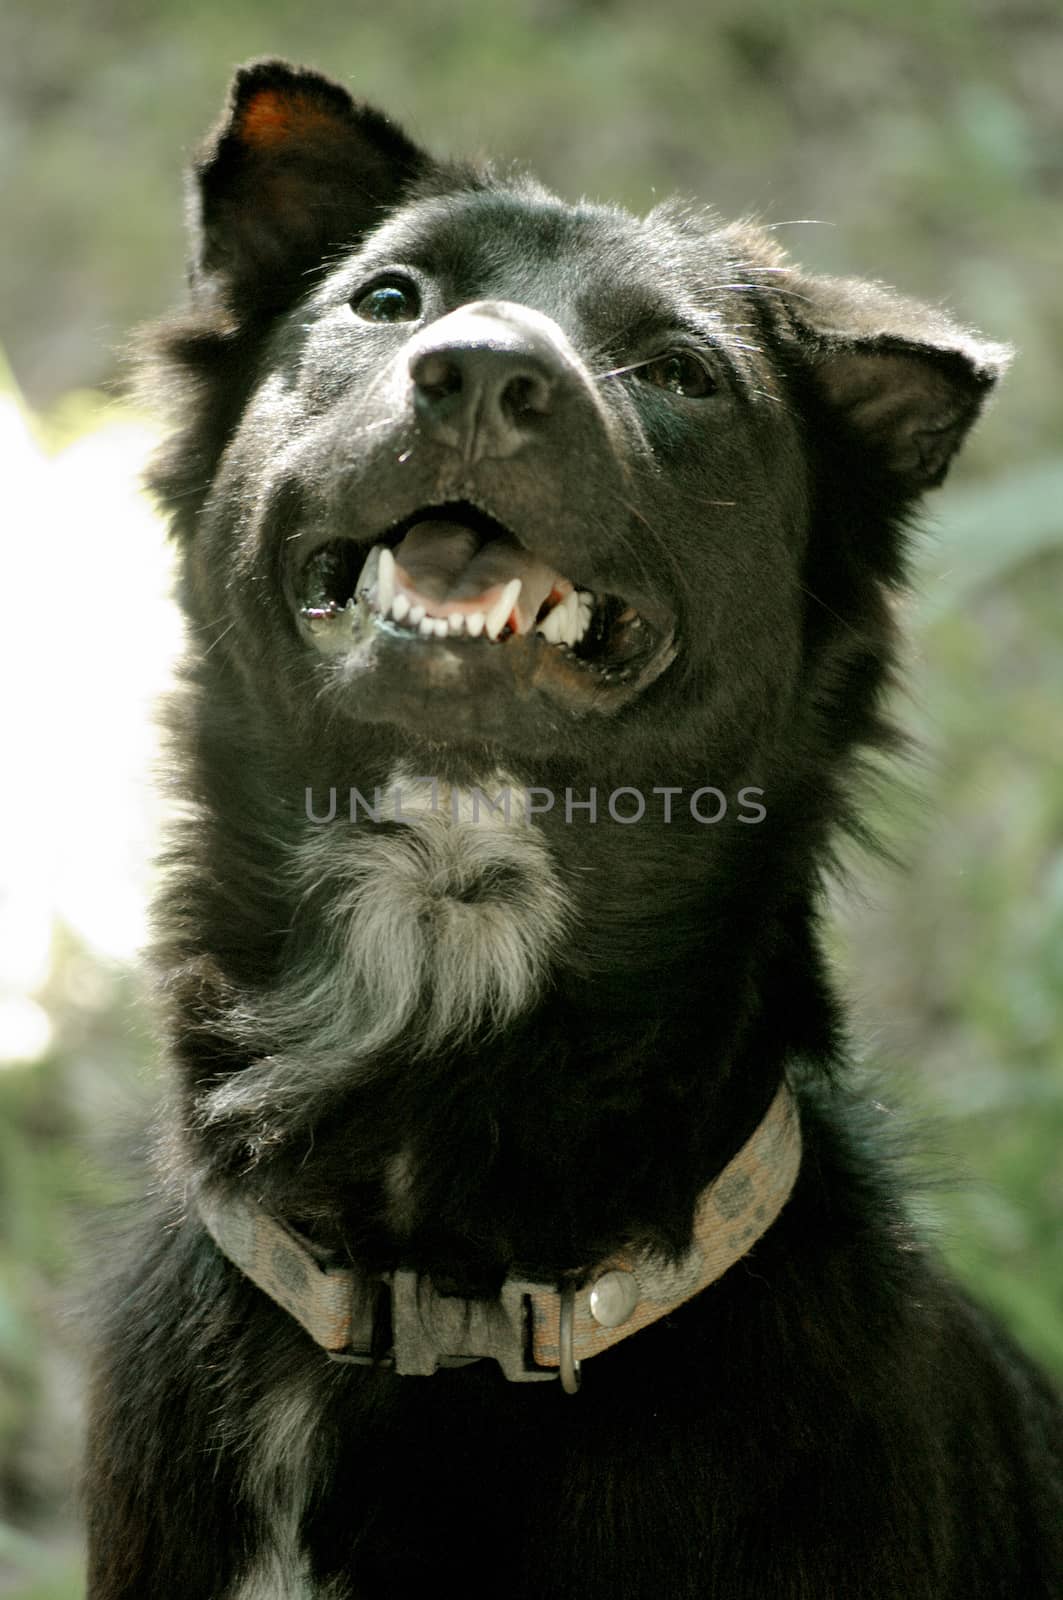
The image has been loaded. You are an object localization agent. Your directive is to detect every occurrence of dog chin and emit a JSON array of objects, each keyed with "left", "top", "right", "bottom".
[{"left": 320, "top": 617, "right": 675, "bottom": 747}]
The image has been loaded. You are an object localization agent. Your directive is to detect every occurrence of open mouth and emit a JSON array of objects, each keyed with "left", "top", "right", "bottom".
[{"left": 296, "top": 502, "right": 664, "bottom": 683}]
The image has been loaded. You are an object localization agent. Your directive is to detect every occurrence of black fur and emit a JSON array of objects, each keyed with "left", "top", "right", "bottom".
[{"left": 86, "top": 60, "right": 1063, "bottom": 1598}]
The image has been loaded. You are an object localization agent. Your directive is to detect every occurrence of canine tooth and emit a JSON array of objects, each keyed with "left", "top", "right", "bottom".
[
  {"left": 448, "top": 613, "right": 464, "bottom": 635},
  {"left": 409, "top": 604, "right": 426, "bottom": 625},
  {"left": 486, "top": 578, "right": 522, "bottom": 641},
  {"left": 355, "top": 544, "right": 381, "bottom": 595},
  {"left": 466, "top": 611, "right": 485, "bottom": 638},
  {"left": 377, "top": 547, "right": 396, "bottom": 614},
  {"left": 391, "top": 593, "right": 410, "bottom": 622}
]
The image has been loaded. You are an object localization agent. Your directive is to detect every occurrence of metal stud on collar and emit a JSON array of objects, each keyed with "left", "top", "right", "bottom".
[
  {"left": 559, "top": 1283, "right": 581, "bottom": 1394},
  {"left": 589, "top": 1268, "right": 639, "bottom": 1328}
]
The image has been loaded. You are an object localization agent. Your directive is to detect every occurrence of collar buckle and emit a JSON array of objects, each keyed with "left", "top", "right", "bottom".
[{"left": 325, "top": 1269, "right": 558, "bottom": 1383}]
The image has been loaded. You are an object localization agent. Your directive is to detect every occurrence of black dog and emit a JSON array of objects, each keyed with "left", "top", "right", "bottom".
[{"left": 86, "top": 60, "right": 1063, "bottom": 1598}]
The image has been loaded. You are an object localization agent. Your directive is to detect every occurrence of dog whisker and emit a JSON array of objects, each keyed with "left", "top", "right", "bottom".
[{"left": 200, "top": 621, "right": 236, "bottom": 656}]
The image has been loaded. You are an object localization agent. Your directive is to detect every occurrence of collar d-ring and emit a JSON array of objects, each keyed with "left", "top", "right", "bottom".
[{"left": 559, "top": 1282, "right": 581, "bottom": 1394}]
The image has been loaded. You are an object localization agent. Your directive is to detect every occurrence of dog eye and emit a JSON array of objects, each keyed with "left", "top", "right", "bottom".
[
  {"left": 351, "top": 278, "right": 422, "bottom": 323},
  {"left": 638, "top": 352, "right": 715, "bottom": 398}
]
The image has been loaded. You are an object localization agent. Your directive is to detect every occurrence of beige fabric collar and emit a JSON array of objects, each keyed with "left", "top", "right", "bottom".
[{"left": 198, "top": 1081, "right": 801, "bottom": 1392}]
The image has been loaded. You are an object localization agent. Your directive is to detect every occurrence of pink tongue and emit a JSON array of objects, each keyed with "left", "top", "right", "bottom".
[{"left": 392, "top": 521, "right": 566, "bottom": 632}]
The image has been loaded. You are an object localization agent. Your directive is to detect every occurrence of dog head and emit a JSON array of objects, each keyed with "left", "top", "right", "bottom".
[{"left": 151, "top": 59, "right": 1006, "bottom": 793}]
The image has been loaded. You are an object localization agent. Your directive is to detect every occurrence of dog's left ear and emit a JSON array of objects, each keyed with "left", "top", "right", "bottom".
[
  {"left": 190, "top": 59, "right": 434, "bottom": 313},
  {"left": 789, "top": 273, "right": 1011, "bottom": 490}
]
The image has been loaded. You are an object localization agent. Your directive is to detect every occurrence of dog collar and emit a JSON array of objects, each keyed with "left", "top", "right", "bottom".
[{"left": 198, "top": 1081, "right": 801, "bottom": 1393}]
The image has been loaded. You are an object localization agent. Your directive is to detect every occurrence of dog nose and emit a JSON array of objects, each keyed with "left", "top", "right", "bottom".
[{"left": 408, "top": 304, "right": 559, "bottom": 462}]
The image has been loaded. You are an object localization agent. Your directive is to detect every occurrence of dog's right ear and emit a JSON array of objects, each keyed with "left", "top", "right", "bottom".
[
  {"left": 789, "top": 274, "right": 1010, "bottom": 493},
  {"left": 189, "top": 60, "right": 433, "bottom": 313}
]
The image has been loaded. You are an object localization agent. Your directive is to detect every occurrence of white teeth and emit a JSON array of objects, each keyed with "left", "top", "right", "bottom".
[
  {"left": 355, "top": 535, "right": 596, "bottom": 654},
  {"left": 394, "top": 607, "right": 455, "bottom": 639},
  {"left": 485, "top": 578, "right": 522, "bottom": 641},
  {"left": 376, "top": 546, "right": 395, "bottom": 614},
  {"left": 538, "top": 593, "right": 573, "bottom": 643},
  {"left": 536, "top": 589, "right": 592, "bottom": 648},
  {"left": 374, "top": 574, "right": 587, "bottom": 646},
  {"left": 355, "top": 544, "right": 381, "bottom": 595},
  {"left": 557, "top": 592, "right": 580, "bottom": 641}
]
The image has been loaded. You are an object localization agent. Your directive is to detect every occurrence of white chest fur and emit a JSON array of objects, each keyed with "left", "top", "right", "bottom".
[{"left": 201, "top": 771, "right": 570, "bottom": 1131}]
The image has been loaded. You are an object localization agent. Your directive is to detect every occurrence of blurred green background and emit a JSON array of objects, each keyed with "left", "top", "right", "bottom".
[{"left": 1, "top": 1, "right": 1061, "bottom": 1592}]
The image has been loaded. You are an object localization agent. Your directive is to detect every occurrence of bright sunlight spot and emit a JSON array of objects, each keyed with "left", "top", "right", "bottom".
[{"left": 0, "top": 377, "right": 182, "bottom": 1063}]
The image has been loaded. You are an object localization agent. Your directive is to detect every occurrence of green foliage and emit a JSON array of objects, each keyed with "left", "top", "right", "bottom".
[
  {"left": 835, "top": 529, "right": 1063, "bottom": 1375},
  {"left": 0, "top": 933, "right": 156, "bottom": 1592},
  {"left": 0, "top": 1524, "right": 83, "bottom": 1600}
]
